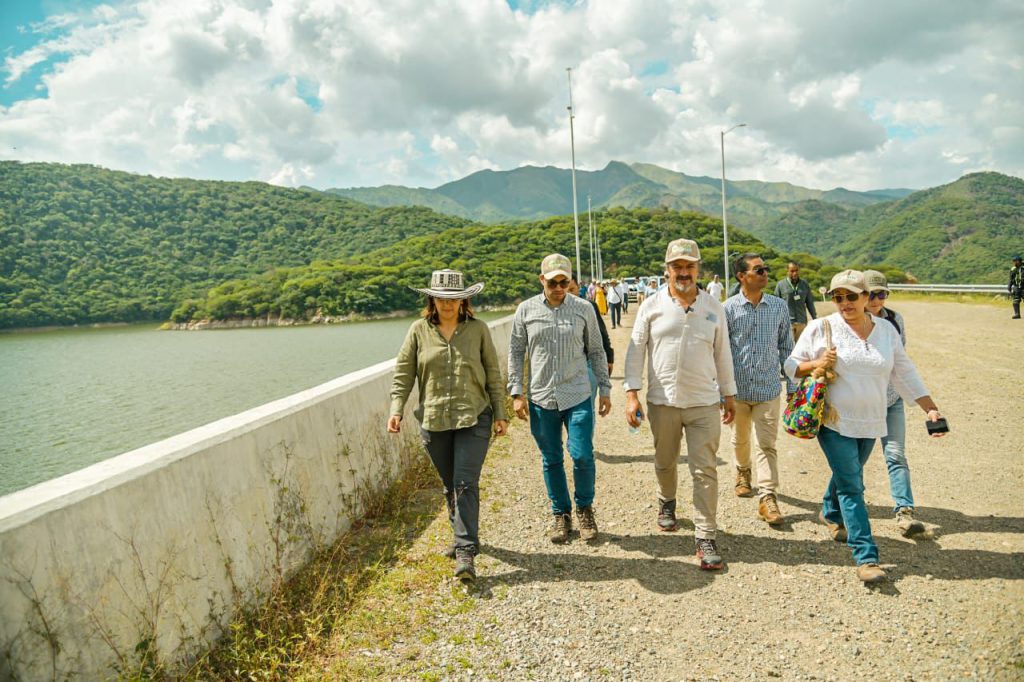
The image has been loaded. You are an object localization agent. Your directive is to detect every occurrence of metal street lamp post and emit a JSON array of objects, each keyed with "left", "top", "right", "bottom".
[
  {"left": 567, "top": 68, "right": 582, "bottom": 282},
  {"left": 720, "top": 122, "right": 746, "bottom": 285}
]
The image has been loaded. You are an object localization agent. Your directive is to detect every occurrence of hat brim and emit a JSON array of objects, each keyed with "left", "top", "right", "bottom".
[
  {"left": 665, "top": 256, "right": 700, "bottom": 264},
  {"left": 828, "top": 285, "right": 865, "bottom": 295},
  {"left": 542, "top": 269, "right": 572, "bottom": 281},
  {"left": 409, "top": 282, "right": 485, "bottom": 300},
  {"left": 867, "top": 284, "right": 890, "bottom": 292}
]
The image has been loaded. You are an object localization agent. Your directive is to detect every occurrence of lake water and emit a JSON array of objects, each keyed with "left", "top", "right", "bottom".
[{"left": 0, "top": 313, "right": 506, "bottom": 497}]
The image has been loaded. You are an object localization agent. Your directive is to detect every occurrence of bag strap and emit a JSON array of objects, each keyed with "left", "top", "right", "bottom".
[{"left": 822, "top": 319, "right": 832, "bottom": 349}]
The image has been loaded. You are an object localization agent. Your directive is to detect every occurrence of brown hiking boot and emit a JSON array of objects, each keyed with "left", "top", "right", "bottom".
[
  {"left": 856, "top": 563, "right": 886, "bottom": 584},
  {"left": 734, "top": 467, "right": 753, "bottom": 497},
  {"left": 549, "top": 513, "right": 572, "bottom": 544},
  {"left": 577, "top": 506, "right": 598, "bottom": 541},
  {"left": 895, "top": 507, "right": 926, "bottom": 537},
  {"left": 757, "top": 494, "right": 784, "bottom": 525},
  {"left": 818, "top": 511, "right": 847, "bottom": 542}
]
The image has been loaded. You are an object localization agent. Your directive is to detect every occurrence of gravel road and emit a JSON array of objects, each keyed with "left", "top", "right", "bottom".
[{"left": 372, "top": 299, "right": 1024, "bottom": 680}]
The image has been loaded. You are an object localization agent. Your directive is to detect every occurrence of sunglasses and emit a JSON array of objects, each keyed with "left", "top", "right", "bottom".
[
  {"left": 831, "top": 293, "right": 862, "bottom": 303},
  {"left": 545, "top": 278, "right": 570, "bottom": 289},
  {"left": 869, "top": 291, "right": 889, "bottom": 300},
  {"left": 746, "top": 266, "right": 770, "bottom": 276}
]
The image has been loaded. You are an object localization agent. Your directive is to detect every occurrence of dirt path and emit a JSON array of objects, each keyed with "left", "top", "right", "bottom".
[{"left": 343, "top": 299, "right": 1024, "bottom": 680}]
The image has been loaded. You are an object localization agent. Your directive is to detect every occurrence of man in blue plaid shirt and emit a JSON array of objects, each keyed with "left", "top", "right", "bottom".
[{"left": 723, "top": 254, "right": 796, "bottom": 526}]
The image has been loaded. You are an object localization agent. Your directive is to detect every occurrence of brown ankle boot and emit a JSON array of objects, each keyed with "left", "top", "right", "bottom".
[
  {"left": 734, "top": 467, "right": 753, "bottom": 497},
  {"left": 757, "top": 494, "right": 784, "bottom": 525}
]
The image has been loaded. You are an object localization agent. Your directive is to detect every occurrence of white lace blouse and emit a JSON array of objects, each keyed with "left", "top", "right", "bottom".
[{"left": 784, "top": 312, "right": 929, "bottom": 438}]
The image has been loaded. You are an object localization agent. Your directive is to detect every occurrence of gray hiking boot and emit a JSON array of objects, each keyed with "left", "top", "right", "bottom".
[
  {"left": 895, "top": 507, "right": 925, "bottom": 537},
  {"left": 657, "top": 498, "right": 678, "bottom": 532},
  {"left": 454, "top": 548, "right": 476, "bottom": 582},
  {"left": 695, "top": 537, "right": 724, "bottom": 570}
]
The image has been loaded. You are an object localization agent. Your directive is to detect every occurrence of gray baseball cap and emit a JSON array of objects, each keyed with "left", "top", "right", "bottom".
[{"left": 863, "top": 269, "right": 889, "bottom": 292}]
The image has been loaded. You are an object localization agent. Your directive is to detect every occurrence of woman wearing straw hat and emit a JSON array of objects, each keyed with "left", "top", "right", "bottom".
[
  {"left": 863, "top": 270, "right": 927, "bottom": 537},
  {"left": 785, "top": 270, "right": 944, "bottom": 584},
  {"left": 388, "top": 269, "right": 508, "bottom": 582}
]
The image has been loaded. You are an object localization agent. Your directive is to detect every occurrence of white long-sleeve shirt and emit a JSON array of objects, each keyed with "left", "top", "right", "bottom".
[
  {"left": 624, "top": 288, "right": 737, "bottom": 408},
  {"left": 784, "top": 312, "right": 929, "bottom": 438}
]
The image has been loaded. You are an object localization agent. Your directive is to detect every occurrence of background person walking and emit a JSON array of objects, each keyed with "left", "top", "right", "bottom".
[
  {"left": 624, "top": 238, "right": 737, "bottom": 570},
  {"left": 775, "top": 261, "right": 817, "bottom": 341},
  {"left": 1009, "top": 256, "right": 1023, "bottom": 319},
  {"left": 724, "top": 254, "right": 795, "bottom": 526},
  {"left": 607, "top": 279, "right": 623, "bottom": 329},
  {"left": 786, "top": 270, "right": 944, "bottom": 584},
  {"left": 508, "top": 254, "right": 612, "bottom": 544},
  {"left": 388, "top": 269, "right": 508, "bottom": 582}
]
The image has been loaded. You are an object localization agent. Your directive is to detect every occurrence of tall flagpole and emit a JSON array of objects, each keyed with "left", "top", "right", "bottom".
[
  {"left": 587, "top": 194, "right": 595, "bottom": 281},
  {"left": 567, "top": 67, "right": 582, "bottom": 282}
]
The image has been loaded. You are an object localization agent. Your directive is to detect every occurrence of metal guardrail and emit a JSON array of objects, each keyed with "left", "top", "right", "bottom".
[
  {"left": 889, "top": 284, "right": 1008, "bottom": 294},
  {"left": 814, "top": 283, "right": 1008, "bottom": 299}
]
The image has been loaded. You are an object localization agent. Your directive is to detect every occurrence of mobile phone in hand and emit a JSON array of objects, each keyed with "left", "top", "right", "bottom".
[{"left": 925, "top": 417, "right": 949, "bottom": 434}]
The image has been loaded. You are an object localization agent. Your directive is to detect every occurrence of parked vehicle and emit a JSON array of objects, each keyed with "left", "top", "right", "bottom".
[{"left": 623, "top": 277, "right": 639, "bottom": 302}]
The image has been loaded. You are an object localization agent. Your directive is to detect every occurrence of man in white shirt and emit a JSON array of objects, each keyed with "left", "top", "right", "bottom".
[
  {"left": 624, "top": 238, "right": 737, "bottom": 570},
  {"left": 707, "top": 274, "right": 724, "bottom": 301},
  {"left": 606, "top": 280, "right": 623, "bottom": 329}
]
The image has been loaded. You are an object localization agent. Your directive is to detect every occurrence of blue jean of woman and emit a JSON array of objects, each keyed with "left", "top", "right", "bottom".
[
  {"left": 818, "top": 426, "right": 879, "bottom": 565},
  {"left": 881, "top": 399, "right": 914, "bottom": 512},
  {"left": 420, "top": 409, "right": 492, "bottom": 555}
]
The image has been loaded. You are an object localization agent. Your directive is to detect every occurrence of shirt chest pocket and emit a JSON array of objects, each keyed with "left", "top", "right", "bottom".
[{"left": 687, "top": 318, "right": 716, "bottom": 347}]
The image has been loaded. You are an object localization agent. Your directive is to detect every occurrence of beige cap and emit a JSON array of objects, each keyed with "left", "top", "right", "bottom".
[
  {"left": 863, "top": 269, "right": 889, "bottom": 292},
  {"left": 664, "top": 238, "right": 701, "bottom": 264},
  {"left": 540, "top": 253, "right": 572, "bottom": 280},
  {"left": 828, "top": 269, "right": 867, "bottom": 294}
]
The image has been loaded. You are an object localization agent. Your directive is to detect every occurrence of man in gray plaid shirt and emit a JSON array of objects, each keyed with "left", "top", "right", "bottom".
[{"left": 724, "top": 253, "right": 795, "bottom": 526}]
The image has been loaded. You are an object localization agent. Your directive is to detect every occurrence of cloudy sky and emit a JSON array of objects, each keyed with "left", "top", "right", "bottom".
[{"left": 1, "top": 0, "right": 1022, "bottom": 192}]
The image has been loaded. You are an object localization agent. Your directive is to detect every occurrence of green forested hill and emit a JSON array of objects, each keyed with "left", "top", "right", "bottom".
[
  {"left": 759, "top": 172, "right": 1023, "bottom": 283},
  {"left": 831, "top": 172, "right": 1023, "bottom": 283},
  {"left": 170, "top": 207, "right": 906, "bottom": 324},
  {"left": 0, "top": 162, "right": 471, "bottom": 328},
  {"left": 327, "top": 161, "right": 908, "bottom": 226}
]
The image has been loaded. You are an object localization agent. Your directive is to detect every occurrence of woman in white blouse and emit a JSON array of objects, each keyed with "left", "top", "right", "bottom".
[{"left": 785, "top": 270, "right": 945, "bottom": 584}]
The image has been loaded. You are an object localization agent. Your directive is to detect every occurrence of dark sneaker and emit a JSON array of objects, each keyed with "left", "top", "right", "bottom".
[
  {"left": 657, "top": 498, "right": 678, "bottom": 532},
  {"left": 454, "top": 549, "right": 476, "bottom": 582},
  {"left": 818, "top": 511, "right": 847, "bottom": 542},
  {"left": 695, "top": 537, "right": 724, "bottom": 570},
  {"left": 895, "top": 507, "right": 925, "bottom": 537},
  {"left": 577, "top": 506, "right": 598, "bottom": 541},
  {"left": 550, "top": 513, "right": 572, "bottom": 544},
  {"left": 856, "top": 563, "right": 886, "bottom": 583},
  {"left": 757, "top": 494, "right": 784, "bottom": 526},
  {"left": 734, "top": 467, "right": 753, "bottom": 497}
]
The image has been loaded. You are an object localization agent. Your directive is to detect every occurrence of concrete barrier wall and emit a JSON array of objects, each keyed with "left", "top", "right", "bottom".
[{"left": 0, "top": 315, "right": 514, "bottom": 680}]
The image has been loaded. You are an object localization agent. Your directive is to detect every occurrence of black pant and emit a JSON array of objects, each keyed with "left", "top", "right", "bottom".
[
  {"left": 420, "top": 410, "right": 492, "bottom": 554},
  {"left": 610, "top": 302, "right": 622, "bottom": 328}
]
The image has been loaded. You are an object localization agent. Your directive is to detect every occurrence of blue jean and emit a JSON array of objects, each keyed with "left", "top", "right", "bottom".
[
  {"left": 529, "top": 399, "right": 596, "bottom": 515},
  {"left": 610, "top": 302, "right": 622, "bottom": 327},
  {"left": 818, "top": 426, "right": 879, "bottom": 565},
  {"left": 881, "top": 399, "right": 914, "bottom": 512}
]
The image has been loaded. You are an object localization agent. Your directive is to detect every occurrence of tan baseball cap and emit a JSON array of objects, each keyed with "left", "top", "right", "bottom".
[
  {"left": 828, "top": 269, "right": 867, "bottom": 294},
  {"left": 664, "top": 238, "right": 701, "bottom": 264},
  {"left": 540, "top": 253, "right": 572, "bottom": 280},
  {"left": 862, "top": 269, "right": 889, "bottom": 292}
]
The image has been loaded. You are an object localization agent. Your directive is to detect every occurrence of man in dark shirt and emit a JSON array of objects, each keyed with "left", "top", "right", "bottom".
[
  {"left": 773, "top": 261, "right": 817, "bottom": 341},
  {"left": 1009, "top": 255, "right": 1023, "bottom": 319}
]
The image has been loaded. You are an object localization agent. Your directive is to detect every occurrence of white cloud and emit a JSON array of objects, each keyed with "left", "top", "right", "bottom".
[{"left": 0, "top": 0, "right": 1021, "bottom": 191}]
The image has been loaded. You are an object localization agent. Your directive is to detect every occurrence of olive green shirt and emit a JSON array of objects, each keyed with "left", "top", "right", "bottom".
[{"left": 389, "top": 317, "right": 508, "bottom": 431}]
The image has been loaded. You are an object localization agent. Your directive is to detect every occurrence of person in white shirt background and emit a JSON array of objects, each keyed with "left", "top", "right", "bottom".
[
  {"left": 624, "top": 238, "right": 737, "bottom": 571},
  {"left": 707, "top": 274, "right": 724, "bottom": 301},
  {"left": 785, "top": 269, "right": 944, "bottom": 585},
  {"left": 606, "top": 279, "right": 623, "bottom": 329}
]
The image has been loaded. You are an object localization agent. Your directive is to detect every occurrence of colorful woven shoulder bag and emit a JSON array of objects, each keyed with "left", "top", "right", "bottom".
[{"left": 783, "top": 320, "right": 837, "bottom": 439}]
